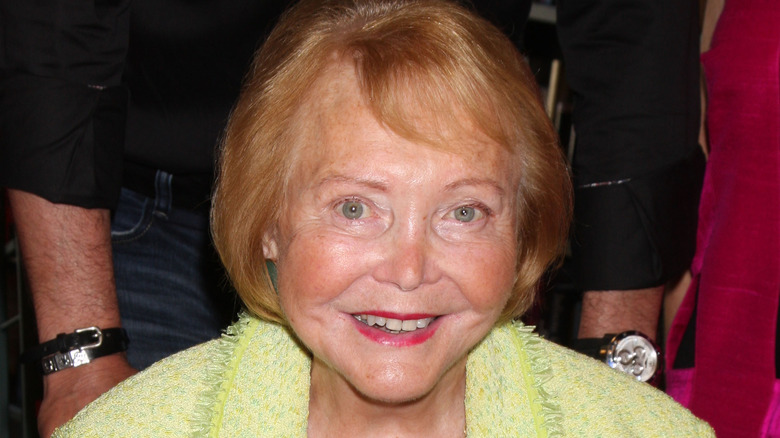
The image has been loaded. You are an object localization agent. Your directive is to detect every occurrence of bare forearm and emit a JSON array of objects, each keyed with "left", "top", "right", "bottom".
[
  {"left": 9, "top": 189, "right": 120, "bottom": 340},
  {"left": 9, "top": 189, "right": 136, "bottom": 437},
  {"left": 578, "top": 286, "right": 664, "bottom": 342}
]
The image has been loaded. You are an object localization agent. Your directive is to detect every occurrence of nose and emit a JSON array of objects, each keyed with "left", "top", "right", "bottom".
[{"left": 373, "top": 221, "right": 436, "bottom": 291}]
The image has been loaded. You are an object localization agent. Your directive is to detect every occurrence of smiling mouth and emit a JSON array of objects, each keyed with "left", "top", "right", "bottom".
[{"left": 353, "top": 314, "right": 436, "bottom": 334}]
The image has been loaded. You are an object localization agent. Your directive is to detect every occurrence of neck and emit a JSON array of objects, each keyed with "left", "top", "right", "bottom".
[{"left": 307, "top": 358, "right": 467, "bottom": 437}]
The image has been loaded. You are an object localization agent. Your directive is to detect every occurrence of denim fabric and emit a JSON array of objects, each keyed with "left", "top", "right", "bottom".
[{"left": 111, "top": 171, "right": 237, "bottom": 369}]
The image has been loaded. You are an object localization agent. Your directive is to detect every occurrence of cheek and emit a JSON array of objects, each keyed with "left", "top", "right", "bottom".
[
  {"left": 276, "top": 231, "right": 370, "bottom": 314},
  {"left": 452, "top": 243, "right": 517, "bottom": 312}
]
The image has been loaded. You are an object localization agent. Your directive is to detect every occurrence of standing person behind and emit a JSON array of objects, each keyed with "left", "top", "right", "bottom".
[
  {"left": 0, "top": 1, "right": 287, "bottom": 436},
  {"left": 53, "top": 1, "right": 712, "bottom": 435},
  {"left": 558, "top": 0, "right": 705, "bottom": 366},
  {"left": 666, "top": 0, "right": 780, "bottom": 435}
]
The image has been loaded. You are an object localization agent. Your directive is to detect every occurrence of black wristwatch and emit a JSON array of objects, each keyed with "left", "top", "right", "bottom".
[
  {"left": 571, "top": 331, "right": 662, "bottom": 384},
  {"left": 20, "top": 327, "right": 129, "bottom": 375}
]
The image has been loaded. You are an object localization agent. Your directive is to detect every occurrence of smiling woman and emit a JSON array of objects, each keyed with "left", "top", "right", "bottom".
[
  {"left": 213, "top": 0, "right": 570, "bottom": 327},
  {"left": 53, "top": 0, "right": 713, "bottom": 436},
  {"left": 262, "top": 61, "right": 523, "bottom": 418}
]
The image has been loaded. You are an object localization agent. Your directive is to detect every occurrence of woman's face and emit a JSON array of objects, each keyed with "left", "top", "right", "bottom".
[{"left": 265, "top": 63, "right": 521, "bottom": 405}]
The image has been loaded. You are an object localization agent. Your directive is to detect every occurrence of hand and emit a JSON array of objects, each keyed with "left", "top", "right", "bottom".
[{"left": 37, "top": 354, "right": 137, "bottom": 437}]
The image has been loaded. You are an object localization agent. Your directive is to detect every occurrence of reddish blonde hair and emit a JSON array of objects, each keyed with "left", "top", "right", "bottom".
[{"left": 212, "top": 0, "right": 572, "bottom": 324}]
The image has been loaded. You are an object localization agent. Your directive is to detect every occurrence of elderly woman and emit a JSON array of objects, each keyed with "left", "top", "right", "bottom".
[{"left": 54, "top": 0, "right": 712, "bottom": 436}]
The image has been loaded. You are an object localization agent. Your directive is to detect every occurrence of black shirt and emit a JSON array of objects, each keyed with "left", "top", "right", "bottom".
[{"left": 0, "top": 0, "right": 287, "bottom": 208}]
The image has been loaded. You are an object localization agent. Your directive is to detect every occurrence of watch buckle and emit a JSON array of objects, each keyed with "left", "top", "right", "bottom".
[{"left": 75, "top": 326, "right": 104, "bottom": 350}]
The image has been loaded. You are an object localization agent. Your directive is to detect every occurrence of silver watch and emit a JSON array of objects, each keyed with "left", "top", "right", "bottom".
[
  {"left": 604, "top": 331, "right": 662, "bottom": 383},
  {"left": 572, "top": 330, "right": 662, "bottom": 384}
]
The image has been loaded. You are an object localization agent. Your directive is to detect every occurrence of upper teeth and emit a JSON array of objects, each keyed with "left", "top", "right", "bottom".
[{"left": 354, "top": 314, "right": 434, "bottom": 333}]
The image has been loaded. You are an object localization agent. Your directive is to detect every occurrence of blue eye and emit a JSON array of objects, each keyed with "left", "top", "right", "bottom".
[
  {"left": 341, "top": 201, "right": 364, "bottom": 219},
  {"left": 451, "top": 204, "right": 488, "bottom": 223},
  {"left": 456, "top": 206, "right": 478, "bottom": 222}
]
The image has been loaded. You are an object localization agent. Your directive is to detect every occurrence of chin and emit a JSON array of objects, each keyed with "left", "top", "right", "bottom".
[
  {"left": 351, "top": 379, "right": 436, "bottom": 406},
  {"left": 345, "top": 358, "right": 464, "bottom": 406}
]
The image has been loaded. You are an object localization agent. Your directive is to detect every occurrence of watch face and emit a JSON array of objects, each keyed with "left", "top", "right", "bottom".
[{"left": 605, "top": 332, "right": 661, "bottom": 383}]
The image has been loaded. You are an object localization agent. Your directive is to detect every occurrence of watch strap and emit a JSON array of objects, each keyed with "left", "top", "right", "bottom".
[
  {"left": 21, "top": 327, "right": 129, "bottom": 374},
  {"left": 570, "top": 334, "right": 613, "bottom": 360}
]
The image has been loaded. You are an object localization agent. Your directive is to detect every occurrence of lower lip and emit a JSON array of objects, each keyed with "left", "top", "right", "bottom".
[{"left": 351, "top": 316, "right": 440, "bottom": 346}]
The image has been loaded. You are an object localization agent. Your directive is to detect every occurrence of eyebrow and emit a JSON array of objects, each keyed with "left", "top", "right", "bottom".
[
  {"left": 444, "top": 178, "right": 506, "bottom": 196},
  {"left": 314, "top": 174, "right": 389, "bottom": 191}
]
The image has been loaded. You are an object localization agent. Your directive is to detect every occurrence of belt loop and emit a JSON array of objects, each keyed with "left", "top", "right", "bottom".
[{"left": 153, "top": 170, "right": 173, "bottom": 218}]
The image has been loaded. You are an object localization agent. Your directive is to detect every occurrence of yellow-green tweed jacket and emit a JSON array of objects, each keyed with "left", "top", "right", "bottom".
[{"left": 55, "top": 314, "right": 713, "bottom": 437}]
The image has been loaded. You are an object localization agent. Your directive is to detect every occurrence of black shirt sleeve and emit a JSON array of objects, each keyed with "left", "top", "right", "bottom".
[
  {"left": 557, "top": 0, "right": 705, "bottom": 290},
  {"left": 0, "top": 0, "right": 131, "bottom": 209}
]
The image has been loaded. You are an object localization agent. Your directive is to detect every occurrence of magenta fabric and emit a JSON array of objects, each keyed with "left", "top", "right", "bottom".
[
  {"left": 763, "top": 380, "right": 780, "bottom": 437},
  {"left": 665, "top": 2, "right": 780, "bottom": 437},
  {"left": 664, "top": 368, "right": 693, "bottom": 407}
]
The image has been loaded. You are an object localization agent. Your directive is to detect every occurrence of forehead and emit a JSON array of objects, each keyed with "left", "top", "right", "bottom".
[{"left": 287, "top": 61, "right": 520, "bottom": 184}]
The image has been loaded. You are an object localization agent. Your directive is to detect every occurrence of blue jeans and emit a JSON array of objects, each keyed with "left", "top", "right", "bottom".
[{"left": 110, "top": 171, "right": 237, "bottom": 369}]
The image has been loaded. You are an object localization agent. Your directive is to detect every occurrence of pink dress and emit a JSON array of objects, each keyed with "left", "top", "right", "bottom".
[{"left": 665, "top": 2, "right": 780, "bottom": 436}]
